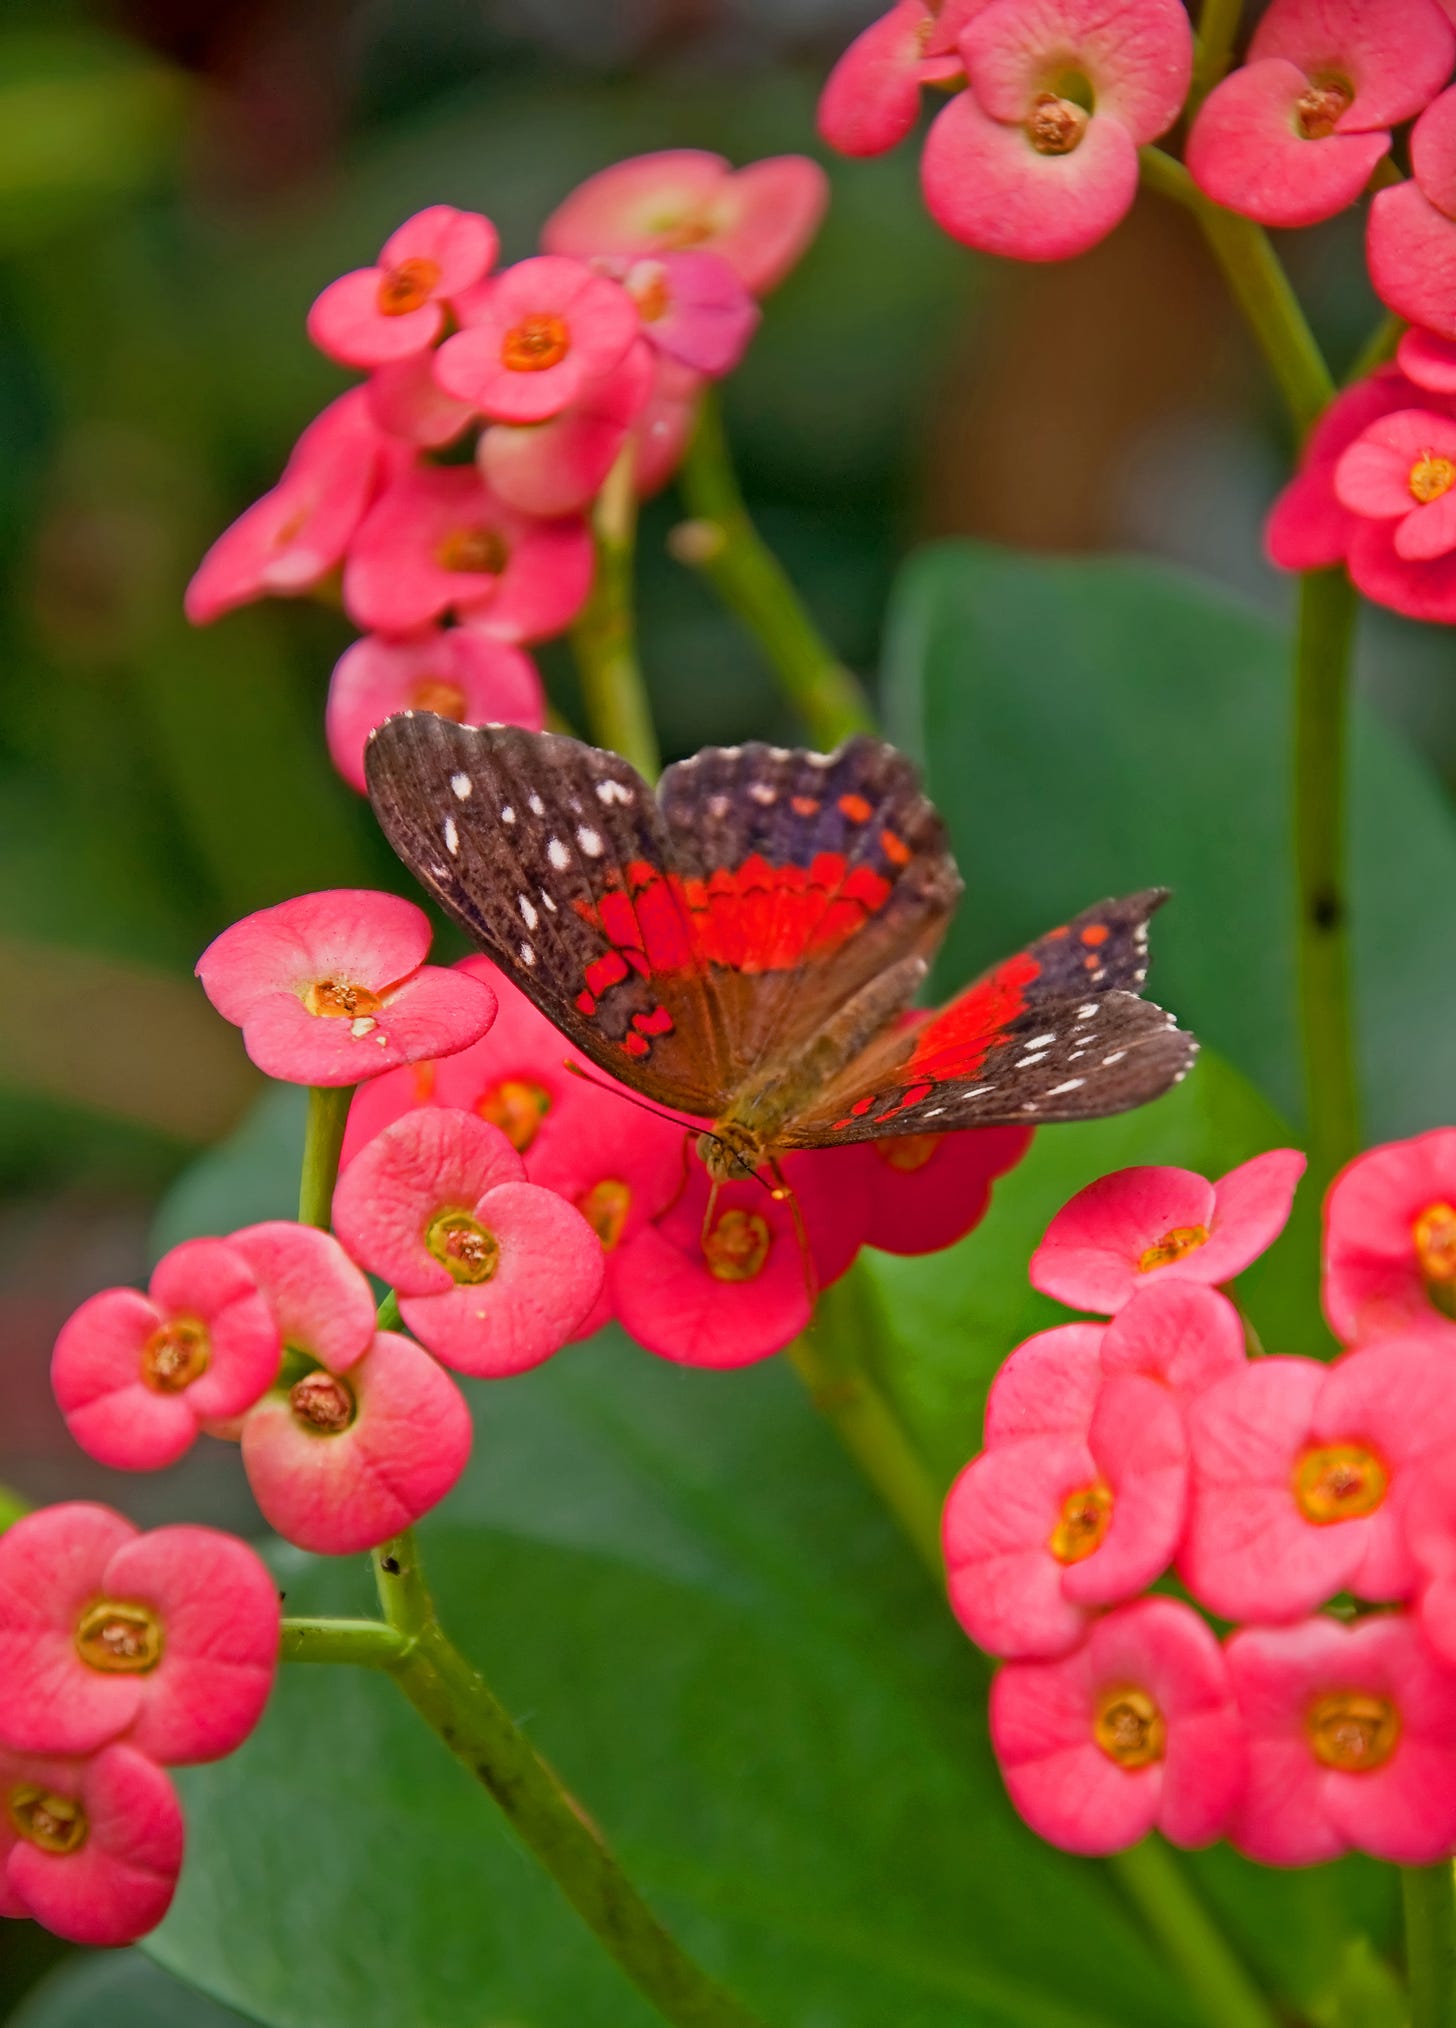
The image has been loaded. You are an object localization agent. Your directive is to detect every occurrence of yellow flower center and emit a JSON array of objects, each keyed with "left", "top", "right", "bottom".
[
  {"left": 302, "top": 977, "right": 384, "bottom": 1019},
  {"left": 426, "top": 1210, "right": 500, "bottom": 1285},
  {"left": 289, "top": 1371, "right": 356, "bottom": 1434},
  {"left": 578, "top": 1178, "right": 633, "bottom": 1251},
  {"left": 1409, "top": 455, "right": 1456, "bottom": 505},
  {"left": 75, "top": 1599, "right": 164, "bottom": 1675},
  {"left": 1292, "top": 1443, "right": 1388, "bottom": 1524},
  {"left": 501, "top": 314, "right": 570, "bottom": 372},
  {"left": 140, "top": 1317, "right": 210, "bottom": 1393},
  {"left": 1414, "top": 1202, "right": 1456, "bottom": 1320},
  {"left": 9, "top": 1785, "right": 87, "bottom": 1855},
  {"left": 875, "top": 1134, "right": 940, "bottom": 1174},
  {"left": 1093, "top": 1688, "right": 1165, "bottom": 1769},
  {"left": 1138, "top": 1224, "right": 1210, "bottom": 1273},
  {"left": 703, "top": 1208, "right": 771, "bottom": 1282},
  {"left": 1295, "top": 78, "right": 1353, "bottom": 140},
  {"left": 476, "top": 1078, "right": 551, "bottom": 1152},
  {"left": 1307, "top": 1690, "right": 1400, "bottom": 1771},
  {"left": 1048, "top": 1482, "right": 1113, "bottom": 1564},
  {"left": 1027, "top": 91, "right": 1089, "bottom": 155},
  {"left": 376, "top": 256, "right": 441, "bottom": 316},
  {"left": 437, "top": 525, "right": 508, "bottom": 575},
  {"left": 410, "top": 677, "right": 469, "bottom": 721}
]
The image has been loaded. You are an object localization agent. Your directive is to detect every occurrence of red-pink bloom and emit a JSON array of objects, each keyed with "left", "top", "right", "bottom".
[
  {"left": 944, "top": 1358, "right": 1186, "bottom": 1659},
  {"left": 307, "top": 205, "right": 498, "bottom": 370},
  {"left": 0, "top": 1743, "right": 183, "bottom": 1947},
  {"left": 342, "top": 464, "right": 594, "bottom": 641},
  {"left": 185, "top": 391, "right": 397, "bottom": 625},
  {"left": 241, "top": 1329, "right": 471, "bottom": 1554},
  {"left": 0, "top": 1504, "right": 277, "bottom": 1763},
  {"left": 982, "top": 1321, "right": 1105, "bottom": 1447},
  {"left": 477, "top": 340, "right": 654, "bottom": 517},
  {"left": 542, "top": 150, "right": 829, "bottom": 297},
  {"left": 1099, "top": 1281, "right": 1247, "bottom": 1398},
  {"left": 990, "top": 1598, "right": 1244, "bottom": 1855},
  {"left": 366, "top": 352, "right": 477, "bottom": 448},
  {"left": 1324, "top": 1128, "right": 1456, "bottom": 1343},
  {"left": 921, "top": 0, "right": 1193, "bottom": 261},
  {"left": 227, "top": 1221, "right": 376, "bottom": 1376},
  {"left": 1369, "top": 88, "right": 1456, "bottom": 343},
  {"left": 1404, "top": 1458, "right": 1456, "bottom": 1670},
  {"left": 610, "top": 1152, "right": 867, "bottom": 1368},
  {"left": 332, "top": 1110, "right": 604, "bottom": 1376},
  {"left": 433, "top": 257, "right": 639, "bottom": 424},
  {"left": 1180, "top": 1336, "right": 1456, "bottom": 1622},
  {"left": 1398, "top": 327, "right": 1456, "bottom": 393},
  {"left": 1335, "top": 407, "right": 1456, "bottom": 561},
  {"left": 859, "top": 1125, "right": 1031, "bottom": 1255},
  {"left": 1227, "top": 1614, "right": 1456, "bottom": 1866},
  {"left": 196, "top": 888, "right": 496, "bottom": 1087},
  {"left": 1187, "top": 0, "right": 1453, "bottom": 228},
  {"left": 51, "top": 1237, "right": 278, "bottom": 1470},
  {"left": 631, "top": 356, "right": 704, "bottom": 498},
  {"left": 1029, "top": 1150, "right": 1305, "bottom": 1315},
  {"left": 817, "top": 0, "right": 968, "bottom": 158},
  {"left": 1266, "top": 366, "right": 1444, "bottom": 572},
  {"left": 615, "top": 253, "right": 759, "bottom": 378},
  {"left": 325, "top": 628, "right": 544, "bottom": 795}
]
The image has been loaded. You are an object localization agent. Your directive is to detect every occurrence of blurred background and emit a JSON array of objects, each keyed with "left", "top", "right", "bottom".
[{"left": 1, "top": 0, "right": 1451, "bottom": 2015}]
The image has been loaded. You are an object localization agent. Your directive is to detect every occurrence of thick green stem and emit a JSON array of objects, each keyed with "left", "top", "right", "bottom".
[
  {"left": 675, "top": 390, "right": 874, "bottom": 749},
  {"left": 1191, "top": 0, "right": 1243, "bottom": 106},
  {"left": 571, "top": 448, "right": 661, "bottom": 782},
  {"left": 280, "top": 1618, "right": 409, "bottom": 1668},
  {"left": 1115, "top": 1843, "right": 1275, "bottom": 2028},
  {"left": 1346, "top": 310, "right": 1404, "bottom": 385},
  {"left": 1404, "top": 1864, "right": 1456, "bottom": 2028},
  {"left": 298, "top": 1084, "right": 353, "bottom": 1230},
  {"left": 1293, "top": 569, "right": 1362, "bottom": 1193}
]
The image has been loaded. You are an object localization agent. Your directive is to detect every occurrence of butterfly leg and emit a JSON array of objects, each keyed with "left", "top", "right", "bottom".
[{"left": 768, "top": 1158, "right": 820, "bottom": 1315}]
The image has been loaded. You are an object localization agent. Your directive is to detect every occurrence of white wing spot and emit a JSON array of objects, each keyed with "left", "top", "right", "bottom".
[
  {"left": 450, "top": 772, "right": 472, "bottom": 801},
  {"left": 528, "top": 794, "right": 546, "bottom": 817},
  {"left": 707, "top": 794, "right": 731, "bottom": 819},
  {"left": 576, "top": 825, "right": 604, "bottom": 857},
  {"left": 958, "top": 1083, "right": 993, "bottom": 1098},
  {"left": 547, "top": 838, "right": 570, "bottom": 871},
  {"left": 429, "top": 863, "right": 448, "bottom": 878},
  {"left": 1025, "top": 1032, "right": 1057, "bottom": 1048},
  {"left": 519, "top": 942, "right": 536, "bottom": 966},
  {"left": 768, "top": 746, "right": 790, "bottom": 761},
  {"left": 596, "top": 779, "right": 633, "bottom": 806},
  {"left": 805, "top": 751, "right": 833, "bottom": 768},
  {"left": 539, "top": 889, "right": 558, "bottom": 913},
  {"left": 500, "top": 805, "right": 515, "bottom": 825},
  {"left": 1088, "top": 966, "right": 1106, "bottom": 983},
  {"left": 1102, "top": 1049, "right": 1127, "bottom": 1065},
  {"left": 518, "top": 895, "right": 538, "bottom": 930},
  {"left": 1016, "top": 1052, "right": 1049, "bottom": 1068},
  {"left": 443, "top": 817, "right": 459, "bottom": 856},
  {"left": 1076, "top": 1003, "right": 1099, "bottom": 1020},
  {"left": 748, "top": 783, "right": 776, "bottom": 805},
  {"left": 922, "top": 1105, "right": 947, "bottom": 1118},
  {"left": 1047, "top": 1078, "right": 1085, "bottom": 1095}
]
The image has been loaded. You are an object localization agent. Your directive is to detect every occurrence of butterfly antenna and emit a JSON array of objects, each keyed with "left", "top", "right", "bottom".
[
  {"left": 768, "top": 1160, "right": 819, "bottom": 1310},
  {"left": 560, "top": 1057, "right": 687, "bottom": 1128}
]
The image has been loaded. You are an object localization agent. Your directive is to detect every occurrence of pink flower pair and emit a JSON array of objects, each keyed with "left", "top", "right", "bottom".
[
  {"left": 820, "top": 0, "right": 1193, "bottom": 261},
  {"left": 1370, "top": 87, "right": 1456, "bottom": 344},
  {"left": 0, "top": 1503, "right": 280, "bottom": 1944}
]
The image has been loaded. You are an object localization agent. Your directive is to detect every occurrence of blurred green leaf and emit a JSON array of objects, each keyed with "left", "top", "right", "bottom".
[
  {"left": 11, "top": 1949, "right": 248, "bottom": 2028},
  {"left": 1306, "top": 1936, "right": 1407, "bottom": 2028}
]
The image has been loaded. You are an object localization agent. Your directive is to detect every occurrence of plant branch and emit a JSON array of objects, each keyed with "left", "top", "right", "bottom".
[
  {"left": 1115, "top": 1841, "right": 1275, "bottom": 2028},
  {"left": 571, "top": 447, "right": 661, "bottom": 782},
  {"left": 1347, "top": 310, "right": 1403, "bottom": 385},
  {"left": 299, "top": 1084, "right": 353, "bottom": 1230},
  {"left": 674, "top": 390, "right": 874, "bottom": 750},
  {"left": 1404, "top": 1863, "right": 1456, "bottom": 2028},
  {"left": 280, "top": 1618, "right": 409, "bottom": 1668},
  {"left": 1191, "top": 0, "right": 1243, "bottom": 107}
]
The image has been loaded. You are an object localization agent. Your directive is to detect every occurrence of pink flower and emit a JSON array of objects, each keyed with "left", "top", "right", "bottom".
[
  {"left": 1403, "top": 1458, "right": 1456, "bottom": 1670},
  {"left": 542, "top": 150, "right": 829, "bottom": 297},
  {"left": 921, "top": 0, "right": 1193, "bottom": 261},
  {"left": 1029, "top": 1150, "right": 1305, "bottom": 1315},
  {"left": 307, "top": 205, "right": 497, "bottom": 369},
  {"left": 1099, "top": 1281, "right": 1248, "bottom": 1397},
  {"left": 0, "top": 1742, "right": 183, "bottom": 1946},
  {"left": 185, "top": 391, "right": 397, "bottom": 625},
  {"left": 615, "top": 253, "right": 759, "bottom": 378},
  {"left": 240, "top": 1329, "right": 471, "bottom": 1554},
  {"left": 1369, "top": 88, "right": 1456, "bottom": 344},
  {"left": 0, "top": 1503, "right": 278, "bottom": 1763},
  {"left": 859, "top": 1125, "right": 1031, "bottom": 1255},
  {"left": 1266, "top": 366, "right": 1446, "bottom": 572},
  {"left": 1324, "top": 1128, "right": 1456, "bottom": 1342},
  {"left": 1187, "top": 0, "right": 1454, "bottom": 228},
  {"left": 433, "top": 257, "right": 639, "bottom": 424},
  {"left": 365, "top": 352, "right": 476, "bottom": 448},
  {"left": 196, "top": 888, "right": 497, "bottom": 1087},
  {"left": 982, "top": 1321, "right": 1105, "bottom": 1447},
  {"left": 341, "top": 464, "right": 594, "bottom": 641},
  {"left": 817, "top": 0, "right": 968, "bottom": 159},
  {"left": 990, "top": 1598, "right": 1244, "bottom": 1855},
  {"left": 51, "top": 1238, "right": 278, "bottom": 1470},
  {"left": 332, "top": 1110, "right": 604, "bottom": 1376},
  {"left": 478, "top": 340, "right": 655, "bottom": 517},
  {"left": 227, "top": 1221, "right": 376, "bottom": 1376},
  {"left": 325, "top": 628, "right": 544, "bottom": 796},
  {"left": 1180, "top": 1336, "right": 1456, "bottom": 1622},
  {"left": 943, "top": 1349, "right": 1187, "bottom": 1659},
  {"left": 1335, "top": 407, "right": 1456, "bottom": 562},
  {"left": 631, "top": 355, "right": 704, "bottom": 498},
  {"left": 1398, "top": 326, "right": 1456, "bottom": 394},
  {"left": 1227, "top": 1614, "right": 1456, "bottom": 1866},
  {"left": 610, "top": 1152, "right": 868, "bottom": 1368}
]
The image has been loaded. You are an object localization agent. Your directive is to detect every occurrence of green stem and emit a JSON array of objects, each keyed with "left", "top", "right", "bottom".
[
  {"left": 280, "top": 1618, "right": 409, "bottom": 1668},
  {"left": 298, "top": 1084, "right": 353, "bottom": 1230},
  {"left": 1293, "top": 569, "right": 1362, "bottom": 1194},
  {"left": 1114, "top": 1842, "right": 1275, "bottom": 2028},
  {"left": 1404, "top": 1864, "right": 1456, "bottom": 2028},
  {"left": 571, "top": 447, "right": 661, "bottom": 782},
  {"left": 0, "top": 1484, "right": 30, "bottom": 1534},
  {"left": 1191, "top": 0, "right": 1243, "bottom": 106},
  {"left": 675, "top": 390, "right": 875, "bottom": 749},
  {"left": 1346, "top": 309, "right": 1404, "bottom": 385}
]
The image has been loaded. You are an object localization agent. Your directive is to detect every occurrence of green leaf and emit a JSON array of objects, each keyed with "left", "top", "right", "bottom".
[
  {"left": 10, "top": 1951, "right": 248, "bottom": 2028},
  {"left": 883, "top": 542, "right": 1456, "bottom": 1143}
]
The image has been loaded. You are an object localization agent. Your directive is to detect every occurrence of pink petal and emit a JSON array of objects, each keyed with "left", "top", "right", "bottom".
[
  {"left": 1064, "top": 1373, "right": 1186, "bottom": 1605},
  {"left": 1399, "top": 327, "right": 1456, "bottom": 392},
  {"left": 0, "top": 1506, "right": 140, "bottom": 1756},
  {"left": 961, "top": 0, "right": 1193, "bottom": 143},
  {"left": 542, "top": 151, "right": 731, "bottom": 263},
  {"left": 1397, "top": 486, "right": 1456, "bottom": 560},
  {"left": 1101, "top": 1282, "right": 1247, "bottom": 1396},
  {"left": 992, "top": 1663, "right": 1162, "bottom": 1855},
  {"left": 1347, "top": 517, "right": 1456, "bottom": 620},
  {"left": 3, "top": 1745, "right": 183, "bottom": 1947},
  {"left": 943, "top": 1436, "right": 1102, "bottom": 1658},
  {"left": 326, "top": 628, "right": 544, "bottom": 795},
  {"left": 1200, "top": 1148, "right": 1306, "bottom": 1280},
  {"left": 462, "top": 512, "right": 596, "bottom": 644},
  {"left": 818, "top": 1, "right": 962, "bottom": 158},
  {"left": 308, "top": 267, "right": 443, "bottom": 370},
  {"left": 234, "top": 963, "right": 495, "bottom": 1085},
  {"left": 692, "top": 156, "right": 829, "bottom": 295},
  {"left": 332, "top": 1108, "right": 527, "bottom": 1296},
  {"left": 1251, "top": 0, "right": 1456, "bottom": 130},
  {"left": 434, "top": 259, "right": 638, "bottom": 424},
  {"left": 148, "top": 1236, "right": 281, "bottom": 1421},
  {"left": 983, "top": 1322, "right": 1104, "bottom": 1445},
  {"left": 228, "top": 1221, "right": 376, "bottom": 1375},
  {"left": 366, "top": 353, "right": 477, "bottom": 448},
  {"left": 379, "top": 204, "right": 498, "bottom": 296},
  {"left": 922, "top": 91, "right": 1139, "bottom": 261},
  {"left": 633, "top": 253, "right": 760, "bottom": 378},
  {"left": 478, "top": 339, "right": 653, "bottom": 517},
  {"left": 1030, "top": 1164, "right": 1215, "bottom": 1314},
  {"left": 609, "top": 1187, "right": 812, "bottom": 1368},
  {"left": 1335, "top": 406, "right": 1456, "bottom": 516},
  {"left": 861, "top": 1124, "right": 1031, "bottom": 1256},
  {"left": 1186, "top": 60, "right": 1389, "bottom": 229},
  {"left": 1368, "top": 181, "right": 1456, "bottom": 344},
  {"left": 1313, "top": 1335, "right": 1456, "bottom": 1598},
  {"left": 196, "top": 888, "right": 432, "bottom": 1022},
  {"left": 1266, "top": 466, "right": 1361, "bottom": 570},
  {"left": 1413, "top": 83, "right": 1456, "bottom": 216},
  {"left": 51, "top": 1289, "right": 200, "bottom": 1470}
]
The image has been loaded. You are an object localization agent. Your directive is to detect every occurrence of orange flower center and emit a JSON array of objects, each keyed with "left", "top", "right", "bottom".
[
  {"left": 630, "top": 264, "right": 673, "bottom": 323},
  {"left": 437, "top": 525, "right": 508, "bottom": 575},
  {"left": 1049, "top": 1482, "right": 1113, "bottom": 1563},
  {"left": 1027, "top": 90, "right": 1089, "bottom": 155},
  {"left": 1292, "top": 1443, "right": 1388, "bottom": 1524},
  {"left": 289, "top": 1371, "right": 356, "bottom": 1434},
  {"left": 1414, "top": 1202, "right": 1456, "bottom": 1310},
  {"left": 578, "top": 1178, "right": 633, "bottom": 1250},
  {"left": 9, "top": 1785, "right": 87, "bottom": 1855},
  {"left": 377, "top": 256, "right": 441, "bottom": 316},
  {"left": 476, "top": 1078, "right": 551, "bottom": 1152},
  {"left": 1295, "top": 77, "right": 1353, "bottom": 140},
  {"left": 303, "top": 977, "right": 384, "bottom": 1019},
  {"left": 1409, "top": 455, "right": 1456, "bottom": 505},
  {"left": 410, "top": 677, "right": 469, "bottom": 720},
  {"left": 703, "top": 1207, "right": 771, "bottom": 1282},
  {"left": 140, "top": 1317, "right": 210, "bottom": 1393},
  {"left": 875, "top": 1134, "right": 941, "bottom": 1174},
  {"left": 501, "top": 314, "right": 570, "bottom": 372},
  {"left": 75, "top": 1599, "right": 164, "bottom": 1675},
  {"left": 1138, "top": 1224, "right": 1209, "bottom": 1273},
  {"left": 426, "top": 1210, "right": 500, "bottom": 1285},
  {"left": 1307, "top": 1690, "right": 1400, "bottom": 1771},
  {"left": 1093, "top": 1687, "right": 1165, "bottom": 1769},
  {"left": 654, "top": 213, "right": 714, "bottom": 251}
]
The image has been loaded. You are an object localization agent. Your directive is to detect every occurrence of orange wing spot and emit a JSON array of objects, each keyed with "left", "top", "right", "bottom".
[
  {"left": 875, "top": 1079, "right": 934, "bottom": 1123},
  {"left": 838, "top": 793, "right": 873, "bottom": 823},
  {"left": 1081, "top": 924, "right": 1110, "bottom": 946},
  {"left": 1045, "top": 925, "right": 1069, "bottom": 940},
  {"left": 575, "top": 989, "right": 598, "bottom": 1016},
  {"left": 832, "top": 1116, "right": 856, "bottom": 1130},
  {"left": 791, "top": 795, "right": 820, "bottom": 816},
  {"left": 880, "top": 829, "right": 912, "bottom": 867},
  {"left": 621, "top": 1032, "right": 651, "bottom": 1058},
  {"left": 1083, "top": 952, "right": 1101, "bottom": 971},
  {"left": 631, "top": 1005, "right": 674, "bottom": 1036},
  {"left": 597, "top": 890, "right": 639, "bottom": 947},
  {"left": 850, "top": 1094, "right": 877, "bottom": 1117},
  {"left": 585, "top": 950, "right": 630, "bottom": 996},
  {"left": 904, "top": 950, "right": 1042, "bottom": 1081}
]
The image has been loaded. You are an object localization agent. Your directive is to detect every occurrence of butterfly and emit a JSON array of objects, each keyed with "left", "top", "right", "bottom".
[{"left": 364, "top": 719, "right": 1198, "bottom": 1184}]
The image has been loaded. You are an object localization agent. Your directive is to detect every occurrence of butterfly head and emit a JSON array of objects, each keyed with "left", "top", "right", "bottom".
[{"left": 697, "top": 1120, "right": 766, "bottom": 1184}]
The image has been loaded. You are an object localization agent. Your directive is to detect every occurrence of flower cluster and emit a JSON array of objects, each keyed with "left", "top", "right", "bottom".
[
  {"left": 818, "top": 0, "right": 1194, "bottom": 260},
  {"left": 947, "top": 1135, "right": 1456, "bottom": 1866},
  {"left": 0, "top": 1504, "right": 278, "bottom": 1944},
  {"left": 185, "top": 151, "right": 826, "bottom": 796}
]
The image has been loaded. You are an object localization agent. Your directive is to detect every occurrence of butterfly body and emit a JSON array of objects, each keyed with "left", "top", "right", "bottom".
[{"left": 365, "top": 717, "right": 1198, "bottom": 1173}]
